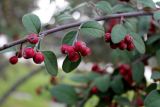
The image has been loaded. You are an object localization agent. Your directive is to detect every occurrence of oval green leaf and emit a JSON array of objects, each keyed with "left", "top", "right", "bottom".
[
  {"left": 80, "top": 21, "right": 105, "bottom": 38},
  {"left": 96, "top": 1, "right": 112, "bottom": 14},
  {"left": 56, "top": 13, "right": 73, "bottom": 23},
  {"left": 42, "top": 51, "right": 58, "bottom": 76},
  {"left": 50, "top": 84, "right": 78, "bottom": 104},
  {"left": 137, "top": 0, "right": 156, "bottom": 9},
  {"left": 111, "top": 75, "right": 124, "bottom": 94},
  {"left": 62, "top": 56, "right": 81, "bottom": 73},
  {"left": 62, "top": 31, "right": 77, "bottom": 45},
  {"left": 144, "top": 90, "right": 160, "bottom": 107},
  {"left": 130, "top": 32, "right": 146, "bottom": 54},
  {"left": 131, "top": 62, "right": 144, "bottom": 84},
  {"left": 111, "top": 24, "right": 127, "bottom": 43},
  {"left": 92, "top": 74, "right": 110, "bottom": 92},
  {"left": 22, "top": 13, "right": 41, "bottom": 33}
]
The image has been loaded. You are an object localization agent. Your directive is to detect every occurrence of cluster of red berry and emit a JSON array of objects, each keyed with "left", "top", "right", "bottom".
[
  {"left": 91, "top": 63, "right": 106, "bottom": 74},
  {"left": 118, "top": 64, "right": 133, "bottom": 85},
  {"left": 61, "top": 41, "right": 91, "bottom": 62},
  {"left": 105, "top": 33, "right": 135, "bottom": 51},
  {"left": 9, "top": 33, "right": 45, "bottom": 65}
]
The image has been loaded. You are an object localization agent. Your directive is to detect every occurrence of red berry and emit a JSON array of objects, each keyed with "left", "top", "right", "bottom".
[
  {"left": 91, "top": 86, "right": 98, "bottom": 94},
  {"left": 27, "top": 33, "right": 39, "bottom": 44},
  {"left": 127, "top": 42, "right": 135, "bottom": 51},
  {"left": 136, "top": 96, "right": 144, "bottom": 106},
  {"left": 61, "top": 44, "right": 70, "bottom": 54},
  {"left": 118, "top": 64, "right": 131, "bottom": 75},
  {"left": 9, "top": 56, "right": 18, "bottom": 65},
  {"left": 23, "top": 47, "right": 35, "bottom": 59},
  {"left": 80, "top": 47, "right": 91, "bottom": 56},
  {"left": 33, "top": 52, "right": 45, "bottom": 64},
  {"left": 105, "top": 33, "right": 111, "bottom": 42},
  {"left": 68, "top": 52, "right": 80, "bottom": 62},
  {"left": 119, "top": 40, "right": 127, "bottom": 50},
  {"left": 74, "top": 41, "right": 86, "bottom": 52},
  {"left": 110, "top": 42, "right": 118, "bottom": 49},
  {"left": 124, "top": 35, "right": 133, "bottom": 44},
  {"left": 91, "top": 64, "right": 101, "bottom": 72}
]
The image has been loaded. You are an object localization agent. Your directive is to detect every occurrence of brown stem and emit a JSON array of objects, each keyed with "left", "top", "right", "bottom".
[{"left": 0, "top": 10, "right": 154, "bottom": 51}]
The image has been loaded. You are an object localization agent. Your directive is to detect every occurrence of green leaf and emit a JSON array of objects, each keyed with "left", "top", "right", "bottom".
[
  {"left": 111, "top": 75, "right": 124, "bottom": 94},
  {"left": 137, "top": 0, "right": 156, "bottom": 9},
  {"left": 62, "top": 56, "right": 81, "bottom": 73},
  {"left": 131, "top": 62, "right": 144, "bottom": 84},
  {"left": 70, "top": 74, "right": 90, "bottom": 83},
  {"left": 151, "top": 71, "right": 160, "bottom": 80},
  {"left": 130, "top": 32, "right": 146, "bottom": 54},
  {"left": 156, "top": 49, "right": 160, "bottom": 65},
  {"left": 56, "top": 13, "right": 73, "bottom": 23},
  {"left": 70, "top": 72, "right": 101, "bottom": 83},
  {"left": 22, "top": 13, "right": 41, "bottom": 33},
  {"left": 86, "top": 72, "right": 101, "bottom": 81},
  {"left": 42, "top": 51, "right": 58, "bottom": 76},
  {"left": 144, "top": 90, "right": 160, "bottom": 107},
  {"left": 124, "top": 18, "right": 138, "bottom": 32},
  {"left": 147, "top": 35, "right": 160, "bottom": 45},
  {"left": 111, "top": 24, "right": 127, "bottom": 43},
  {"left": 50, "top": 84, "right": 78, "bottom": 104},
  {"left": 62, "top": 31, "right": 77, "bottom": 45},
  {"left": 0, "top": 46, "right": 16, "bottom": 54},
  {"left": 138, "top": 16, "right": 151, "bottom": 36},
  {"left": 96, "top": 1, "right": 112, "bottom": 14},
  {"left": 115, "top": 96, "right": 131, "bottom": 106},
  {"left": 113, "top": 4, "right": 135, "bottom": 13},
  {"left": 80, "top": 21, "right": 105, "bottom": 38},
  {"left": 153, "top": 11, "right": 160, "bottom": 21},
  {"left": 92, "top": 75, "right": 110, "bottom": 92},
  {"left": 145, "top": 83, "right": 157, "bottom": 94}
]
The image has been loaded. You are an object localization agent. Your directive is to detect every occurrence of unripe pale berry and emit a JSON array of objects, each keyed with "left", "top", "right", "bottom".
[
  {"left": 105, "top": 33, "right": 111, "bottom": 42},
  {"left": 9, "top": 56, "right": 18, "bottom": 65},
  {"left": 68, "top": 52, "right": 80, "bottom": 62},
  {"left": 127, "top": 42, "right": 135, "bottom": 51},
  {"left": 124, "top": 34, "right": 133, "bottom": 44},
  {"left": 119, "top": 40, "right": 127, "bottom": 50},
  {"left": 27, "top": 33, "right": 39, "bottom": 44},
  {"left": 33, "top": 52, "right": 45, "bottom": 64},
  {"left": 23, "top": 47, "right": 35, "bottom": 59}
]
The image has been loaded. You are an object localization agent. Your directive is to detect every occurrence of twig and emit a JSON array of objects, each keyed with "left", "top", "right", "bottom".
[{"left": 0, "top": 10, "right": 155, "bottom": 51}]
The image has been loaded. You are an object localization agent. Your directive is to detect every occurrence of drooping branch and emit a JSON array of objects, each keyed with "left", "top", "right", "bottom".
[
  {"left": 0, "top": 10, "right": 155, "bottom": 51},
  {"left": 0, "top": 66, "right": 45, "bottom": 106}
]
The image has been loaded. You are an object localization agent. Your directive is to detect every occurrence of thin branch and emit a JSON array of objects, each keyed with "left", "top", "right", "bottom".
[
  {"left": 0, "top": 66, "right": 45, "bottom": 106},
  {"left": 0, "top": 10, "right": 155, "bottom": 51}
]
